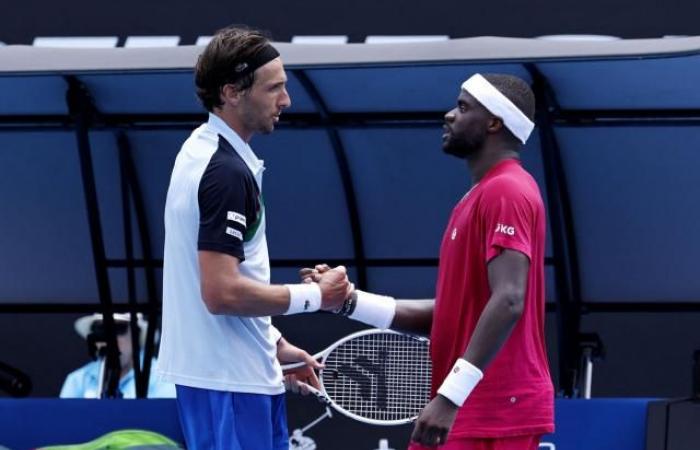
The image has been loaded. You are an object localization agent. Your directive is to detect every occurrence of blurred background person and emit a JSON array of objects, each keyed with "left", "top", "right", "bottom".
[{"left": 60, "top": 313, "right": 175, "bottom": 399}]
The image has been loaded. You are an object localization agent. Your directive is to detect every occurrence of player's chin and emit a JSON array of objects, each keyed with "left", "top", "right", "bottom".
[
  {"left": 260, "top": 123, "right": 275, "bottom": 134},
  {"left": 268, "top": 115, "right": 281, "bottom": 131},
  {"left": 441, "top": 138, "right": 453, "bottom": 153}
]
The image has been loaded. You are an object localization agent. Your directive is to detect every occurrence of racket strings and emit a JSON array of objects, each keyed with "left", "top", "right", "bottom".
[{"left": 320, "top": 333, "right": 431, "bottom": 422}]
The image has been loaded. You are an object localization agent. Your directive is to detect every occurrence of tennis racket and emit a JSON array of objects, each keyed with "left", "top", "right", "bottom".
[{"left": 281, "top": 329, "right": 431, "bottom": 426}]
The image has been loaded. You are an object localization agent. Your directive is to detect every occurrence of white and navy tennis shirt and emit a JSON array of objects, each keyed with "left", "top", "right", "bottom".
[{"left": 157, "top": 113, "right": 284, "bottom": 395}]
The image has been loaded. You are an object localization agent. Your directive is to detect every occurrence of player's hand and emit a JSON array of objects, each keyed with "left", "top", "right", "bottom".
[
  {"left": 410, "top": 395, "right": 458, "bottom": 447},
  {"left": 278, "top": 341, "right": 322, "bottom": 395},
  {"left": 317, "top": 266, "right": 352, "bottom": 311},
  {"left": 299, "top": 264, "right": 331, "bottom": 283}
]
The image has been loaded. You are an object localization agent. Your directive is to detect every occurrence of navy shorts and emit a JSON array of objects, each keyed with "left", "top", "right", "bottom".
[{"left": 176, "top": 385, "right": 288, "bottom": 450}]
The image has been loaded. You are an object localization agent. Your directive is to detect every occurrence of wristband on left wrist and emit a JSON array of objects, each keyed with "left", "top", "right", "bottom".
[{"left": 436, "top": 358, "right": 483, "bottom": 407}]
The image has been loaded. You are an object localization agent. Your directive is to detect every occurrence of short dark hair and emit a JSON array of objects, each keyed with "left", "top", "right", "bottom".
[
  {"left": 482, "top": 74, "right": 535, "bottom": 142},
  {"left": 195, "top": 25, "right": 271, "bottom": 112}
]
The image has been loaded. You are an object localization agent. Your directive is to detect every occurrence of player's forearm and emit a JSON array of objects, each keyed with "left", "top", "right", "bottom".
[
  {"left": 461, "top": 290, "right": 524, "bottom": 370},
  {"left": 201, "top": 272, "right": 292, "bottom": 316},
  {"left": 390, "top": 299, "right": 434, "bottom": 336}
]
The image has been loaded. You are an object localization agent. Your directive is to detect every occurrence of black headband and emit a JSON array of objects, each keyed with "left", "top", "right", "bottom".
[{"left": 227, "top": 44, "right": 280, "bottom": 84}]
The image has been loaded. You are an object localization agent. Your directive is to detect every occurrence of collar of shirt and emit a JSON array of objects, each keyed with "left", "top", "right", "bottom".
[
  {"left": 206, "top": 113, "right": 266, "bottom": 182},
  {"left": 463, "top": 158, "right": 521, "bottom": 203},
  {"left": 480, "top": 158, "right": 521, "bottom": 183}
]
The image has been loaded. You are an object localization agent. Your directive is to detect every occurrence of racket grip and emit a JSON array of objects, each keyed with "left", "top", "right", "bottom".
[
  {"left": 299, "top": 383, "right": 331, "bottom": 405},
  {"left": 284, "top": 378, "right": 330, "bottom": 405}
]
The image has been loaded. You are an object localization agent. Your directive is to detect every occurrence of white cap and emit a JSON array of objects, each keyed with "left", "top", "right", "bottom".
[{"left": 74, "top": 313, "right": 147, "bottom": 346}]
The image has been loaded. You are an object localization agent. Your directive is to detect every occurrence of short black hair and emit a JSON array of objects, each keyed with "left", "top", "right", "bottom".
[
  {"left": 195, "top": 25, "right": 272, "bottom": 112},
  {"left": 482, "top": 74, "right": 535, "bottom": 143}
]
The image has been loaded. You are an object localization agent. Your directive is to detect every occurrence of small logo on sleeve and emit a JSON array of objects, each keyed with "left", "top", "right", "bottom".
[
  {"left": 227, "top": 211, "right": 247, "bottom": 227},
  {"left": 304, "top": 300, "right": 310, "bottom": 311},
  {"left": 495, "top": 223, "right": 516, "bottom": 236},
  {"left": 226, "top": 227, "right": 243, "bottom": 241},
  {"left": 451, "top": 228, "right": 457, "bottom": 240}
]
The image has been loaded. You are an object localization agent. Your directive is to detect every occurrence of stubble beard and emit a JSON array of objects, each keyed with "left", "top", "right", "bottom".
[{"left": 442, "top": 130, "right": 487, "bottom": 159}]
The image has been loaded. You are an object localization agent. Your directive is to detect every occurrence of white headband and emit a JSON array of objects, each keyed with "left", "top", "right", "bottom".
[{"left": 461, "top": 74, "right": 534, "bottom": 144}]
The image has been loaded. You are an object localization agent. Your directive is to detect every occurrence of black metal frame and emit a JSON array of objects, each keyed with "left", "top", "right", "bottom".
[
  {"left": 116, "top": 131, "right": 160, "bottom": 398},
  {"left": 65, "top": 76, "right": 122, "bottom": 398},
  {"left": 294, "top": 71, "right": 369, "bottom": 288},
  {"left": 527, "top": 64, "right": 584, "bottom": 397},
  {"left": 54, "top": 77, "right": 163, "bottom": 398},
  {"left": 3, "top": 65, "right": 700, "bottom": 399}
]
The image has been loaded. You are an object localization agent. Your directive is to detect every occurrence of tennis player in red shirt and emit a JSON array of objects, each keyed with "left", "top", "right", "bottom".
[{"left": 302, "top": 73, "right": 554, "bottom": 449}]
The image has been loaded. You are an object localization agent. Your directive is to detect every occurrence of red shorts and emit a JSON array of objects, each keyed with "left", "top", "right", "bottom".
[{"left": 408, "top": 434, "right": 541, "bottom": 450}]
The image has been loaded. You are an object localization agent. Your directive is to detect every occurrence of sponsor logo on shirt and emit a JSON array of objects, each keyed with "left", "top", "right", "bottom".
[
  {"left": 227, "top": 211, "right": 247, "bottom": 228},
  {"left": 495, "top": 223, "right": 515, "bottom": 236},
  {"left": 226, "top": 227, "right": 243, "bottom": 241}
]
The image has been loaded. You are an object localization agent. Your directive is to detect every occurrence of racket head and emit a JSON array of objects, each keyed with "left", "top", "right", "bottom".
[{"left": 318, "top": 329, "right": 431, "bottom": 426}]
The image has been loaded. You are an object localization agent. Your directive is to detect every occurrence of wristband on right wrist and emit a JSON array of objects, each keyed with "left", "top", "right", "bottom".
[
  {"left": 284, "top": 284, "right": 322, "bottom": 315},
  {"left": 437, "top": 358, "right": 483, "bottom": 407},
  {"left": 346, "top": 290, "right": 396, "bottom": 329}
]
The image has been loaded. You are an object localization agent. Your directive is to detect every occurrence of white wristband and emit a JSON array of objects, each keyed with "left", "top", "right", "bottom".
[
  {"left": 284, "top": 284, "right": 322, "bottom": 315},
  {"left": 349, "top": 290, "right": 396, "bottom": 329},
  {"left": 437, "top": 358, "right": 484, "bottom": 407}
]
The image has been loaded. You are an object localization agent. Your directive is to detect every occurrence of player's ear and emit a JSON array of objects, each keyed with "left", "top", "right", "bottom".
[
  {"left": 487, "top": 116, "right": 504, "bottom": 134},
  {"left": 221, "top": 83, "right": 243, "bottom": 106}
]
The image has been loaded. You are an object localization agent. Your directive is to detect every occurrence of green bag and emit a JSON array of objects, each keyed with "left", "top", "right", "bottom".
[{"left": 37, "top": 429, "right": 183, "bottom": 450}]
